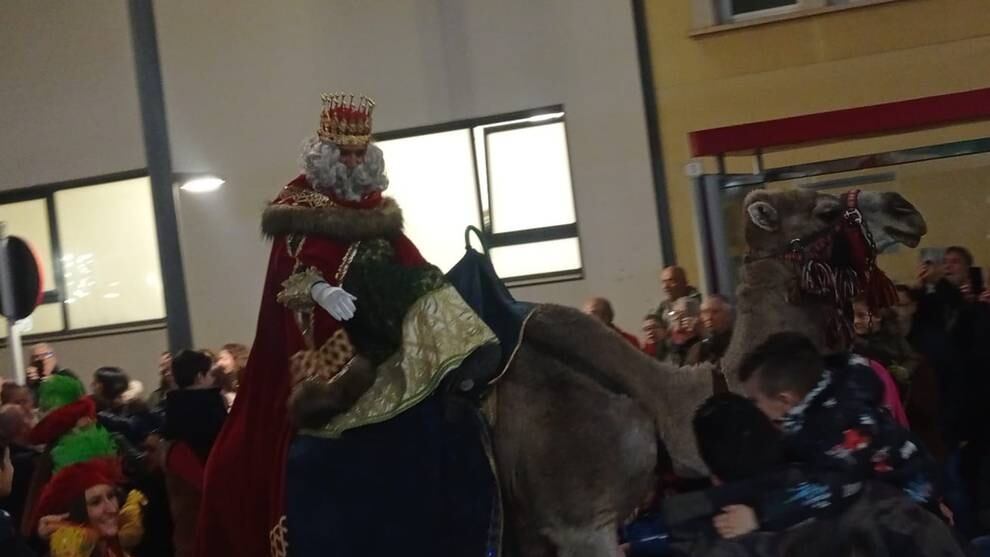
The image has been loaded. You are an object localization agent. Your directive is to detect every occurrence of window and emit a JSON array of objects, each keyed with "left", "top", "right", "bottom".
[
  {"left": 696, "top": 0, "right": 896, "bottom": 29},
  {"left": 720, "top": 0, "right": 798, "bottom": 21},
  {"left": 0, "top": 173, "right": 166, "bottom": 338},
  {"left": 376, "top": 107, "right": 582, "bottom": 285}
]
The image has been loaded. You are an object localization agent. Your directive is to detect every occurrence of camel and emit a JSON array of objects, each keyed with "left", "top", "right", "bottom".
[
  {"left": 495, "top": 188, "right": 927, "bottom": 557},
  {"left": 720, "top": 188, "right": 926, "bottom": 379}
]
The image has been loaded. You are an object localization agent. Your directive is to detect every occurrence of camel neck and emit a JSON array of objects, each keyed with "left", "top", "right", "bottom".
[
  {"left": 738, "top": 258, "right": 797, "bottom": 293},
  {"left": 722, "top": 258, "right": 829, "bottom": 385}
]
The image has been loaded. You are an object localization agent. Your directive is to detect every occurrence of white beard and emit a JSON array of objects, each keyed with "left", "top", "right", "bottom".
[{"left": 299, "top": 136, "right": 389, "bottom": 202}]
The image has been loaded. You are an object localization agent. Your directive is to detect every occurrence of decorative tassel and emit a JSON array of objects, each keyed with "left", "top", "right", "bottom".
[
  {"left": 865, "top": 268, "right": 898, "bottom": 310},
  {"left": 802, "top": 261, "right": 835, "bottom": 298},
  {"left": 773, "top": 189, "right": 901, "bottom": 351},
  {"left": 835, "top": 268, "right": 859, "bottom": 306}
]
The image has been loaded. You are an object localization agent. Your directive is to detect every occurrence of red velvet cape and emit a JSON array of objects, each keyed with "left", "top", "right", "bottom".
[{"left": 195, "top": 178, "right": 427, "bottom": 557}]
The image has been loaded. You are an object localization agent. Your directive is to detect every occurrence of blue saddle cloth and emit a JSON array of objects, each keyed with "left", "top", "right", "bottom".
[
  {"left": 445, "top": 246, "right": 535, "bottom": 376},
  {"left": 286, "top": 244, "right": 525, "bottom": 557},
  {"left": 286, "top": 396, "right": 498, "bottom": 557}
]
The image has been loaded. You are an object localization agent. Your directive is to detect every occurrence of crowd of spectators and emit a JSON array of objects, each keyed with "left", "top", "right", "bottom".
[
  {"left": 0, "top": 341, "right": 248, "bottom": 556},
  {"left": 583, "top": 250, "right": 989, "bottom": 555},
  {"left": 1, "top": 245, "right": 987, "bottom": 556}
]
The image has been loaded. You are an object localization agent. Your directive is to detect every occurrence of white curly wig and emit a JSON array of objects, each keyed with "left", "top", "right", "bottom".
[{"left": 299, "top": 136, "right": 389, "bottom": 202}]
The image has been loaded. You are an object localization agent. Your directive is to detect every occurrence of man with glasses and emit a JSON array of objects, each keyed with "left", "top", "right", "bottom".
[{"left": 25, "top": 343, "right": 78, "bottom": 402}]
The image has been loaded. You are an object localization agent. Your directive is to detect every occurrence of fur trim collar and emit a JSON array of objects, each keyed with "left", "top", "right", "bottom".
[{"left": 262, "top": 196, "right": 403, "bottom": 241}]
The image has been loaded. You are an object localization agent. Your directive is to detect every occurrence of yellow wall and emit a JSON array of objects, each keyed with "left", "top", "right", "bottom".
[
  {"left": 644, "top": 0, "right": 990, "bottom": 286},
  {"left": 721, "top": 154, "right": 990, "bottom": 287}
]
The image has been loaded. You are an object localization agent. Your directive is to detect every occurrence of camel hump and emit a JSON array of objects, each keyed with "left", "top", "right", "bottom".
[
  {"left": 522, "top": 304, "right": 714, "bottom": 476},
  {"left": 522, "top": 304, "right": 670, "bottom": 397}
]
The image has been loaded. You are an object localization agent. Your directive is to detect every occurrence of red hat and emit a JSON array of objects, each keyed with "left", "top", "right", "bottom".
[
  {"left": 29, "top": 396, "right": 97, "bottom": 446},
  {"left": 33, "top": 457, "right": 123, "bottom": 524}
]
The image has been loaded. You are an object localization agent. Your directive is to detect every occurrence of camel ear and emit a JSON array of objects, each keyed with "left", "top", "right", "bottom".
[{"left": 747, "top": 201, "right": 779, "bottom": 231}]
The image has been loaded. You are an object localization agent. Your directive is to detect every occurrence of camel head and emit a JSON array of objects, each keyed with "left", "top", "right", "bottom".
[{"left": 743, "top": 188, "right": 927, "bottom": 257}]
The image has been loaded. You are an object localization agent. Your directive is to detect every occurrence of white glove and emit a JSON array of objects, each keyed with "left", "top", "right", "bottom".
[{"left": 310, "top": 282, "right": 357, "bottom": 321}]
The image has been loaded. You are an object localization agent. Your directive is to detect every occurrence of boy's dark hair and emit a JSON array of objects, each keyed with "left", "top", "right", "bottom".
[
  {"left": 172, "top": 349, "right": 213, "bottom": 389},
  {"left": 693, "top": 393, "right": 783, "bottom": 482},
  {"left": 737, "top": 332, "right": 824, "bottom": 399},
  {"left": 945, "top": 245, "right": 974, "bottom": 267},
  {"left": 93, "top": 367, "right": 131, "bottom": 401}
]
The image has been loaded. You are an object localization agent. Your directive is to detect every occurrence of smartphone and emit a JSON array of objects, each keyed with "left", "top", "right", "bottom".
[
  {"left": 971, "top": 267, "right": 985, "bottom": 294},
  {"left": 919, "top": 247, "right": 945, "bottom": 265}
]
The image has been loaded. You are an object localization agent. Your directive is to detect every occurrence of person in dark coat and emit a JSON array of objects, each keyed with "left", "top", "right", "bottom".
[
  {"left": 0, "top": 404, "right": 41, "bottom": 533},
  {"left": 619, "top": 391, "right": 962, "bottom": 557},
  {"left": 24, "top": 343, "right": 79, "bottom": 404},
  {"left": 159, "top": 349, "right": 227, "bottom": 556},
  {"left": 911, "top": 246, "right": 990, "bottom": 536},
  {"left": 699, "top": 295, "right": 734, "bottom": 364},
  {"left": 738, "top": 333, "right": 941, "bottom": 522}
]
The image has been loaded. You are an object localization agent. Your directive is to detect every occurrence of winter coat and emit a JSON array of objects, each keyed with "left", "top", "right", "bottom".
[
  {"left": 662, "top": 354, "right": 940, "bottom": 534},
  {"left": 160, "top": 388, "right": 227, "bottom": 556},
  {"left": 909, "top": 280, "right": 990, "bottom": 444},
  {"left": 161, "top": 388, "right": 227, "bottom": 463},
  {"left": 769, "top": 354, "right": 940, "bottom": 524}
]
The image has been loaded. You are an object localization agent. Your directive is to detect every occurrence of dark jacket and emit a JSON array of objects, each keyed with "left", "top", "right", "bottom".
[
  {"left": 158, "top": 389, "right": 226, "bottom": 557},
  {"left": 909, "top": 280, "right": 990, "bottom": 443},
  {"left": 94, "top": 395, "right": 164, "bottom": 448},
  {"left": 162, "top": 388, "right": 227, "bottom": 462},
  {"left": 0, "top": 509, "right": 35, "bottom": 557},
  {"left": 700, "top": 330, "right": 732, "bottom": 364},
  {"left": 770, "top": 354, "right": 940, "bottom": 522},
  {"left": 0, "top": 444, "right": 40, "bottom": 532},
  {"left": 661, "top": 355, "right": 939, "bottom": 535},
  {"left": 657, "top": 466, "right": 848, "bottom": 539},
  {"left": 667, "top": 336, "right": 704, "bottom": 367},
  {"left": 668, "top": 482, "right": 963, "bottom": 557}
]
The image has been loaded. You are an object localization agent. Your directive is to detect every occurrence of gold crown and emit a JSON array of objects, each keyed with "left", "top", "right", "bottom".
[{"left": 318, "top": 93, "right": 375, "bottom": 147}]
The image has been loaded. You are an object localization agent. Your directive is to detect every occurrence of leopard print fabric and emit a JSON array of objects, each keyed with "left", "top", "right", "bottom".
[{"left": 289, "top": 329, "right": 356, "bottom": 386}]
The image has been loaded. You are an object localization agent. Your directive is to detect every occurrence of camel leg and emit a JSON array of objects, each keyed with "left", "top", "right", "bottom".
[
  {"left": 496, "top": 343, "right": 656, "bottom": 557},
  {"left": 506, "top": 509, "right": 555, "bottom": 557}
]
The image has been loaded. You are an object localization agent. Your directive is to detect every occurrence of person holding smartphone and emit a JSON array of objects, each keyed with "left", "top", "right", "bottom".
[
  {"left": 912, "top": 245, "right": 990, "bottom": 538},
  {"left": 919, "top": 246, "right": 985, "bottom": 299},
  {"left": 24, "top": 343, "right": 79, "bottom": 404}
]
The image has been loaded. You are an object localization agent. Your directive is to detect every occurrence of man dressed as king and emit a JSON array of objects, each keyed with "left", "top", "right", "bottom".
[{"left": 196, "top": 94, "right": 502, "bottom": 557}]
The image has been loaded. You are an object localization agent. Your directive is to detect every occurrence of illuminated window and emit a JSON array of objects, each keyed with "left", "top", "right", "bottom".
[
  {"left": 377, "top": 130, "right": 481, "bottom": 273},
  {"left": 377, "top": 107, "right": 582, "bottom": 285},
  {"left": 55, "top": 177, "right": 165, "bottom": 328},
  {"left": 0, "top": 174, "right": 165, "bottom": 338}
]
